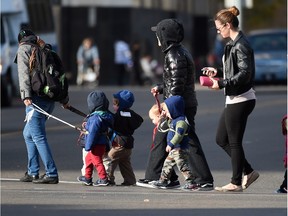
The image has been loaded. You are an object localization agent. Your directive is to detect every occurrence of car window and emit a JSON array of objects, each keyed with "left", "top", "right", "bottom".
[{"left": 249, "top": 33, "right": 287, "bottom": 52}]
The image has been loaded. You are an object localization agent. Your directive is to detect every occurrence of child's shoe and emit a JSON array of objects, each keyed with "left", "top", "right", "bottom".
[
  {"left": 151, "top": 180, "right": 168, "bottom": 189},
  {"left": 93, "top": 178, "right": 109, "bottom": 186},
  {"left": 77, "top": 176, "right": 92, "bottom": 186},
  {"left": 164, "top": 180, "right": 181, "bottom": 189}
]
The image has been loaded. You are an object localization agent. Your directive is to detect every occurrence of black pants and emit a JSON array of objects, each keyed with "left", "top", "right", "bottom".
[
  {"left": 216, "top": 99, "right": 256, "bottom": 185},
  {"left": 144, "top": 127, "right": 178, "bottom": 182},
  {"left": 185, "top": 106, "right": 214, "bottom": 184},
  {"left": 280, "top": 169, "right": 287, "bottom": 190}
]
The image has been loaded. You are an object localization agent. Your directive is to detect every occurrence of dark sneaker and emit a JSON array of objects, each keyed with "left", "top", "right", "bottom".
[
  {"left": 77, "top": 176, "right": 92, "bottom": 186},
  {"left": 121, "top": 182, "right": 135, "bottom": 186},
  {"left": 93, "top": 178, "right": 109, "bottom": 186},
  {"left": 198, "top": 183, "right": 214, "bottom": 191},
  {"left": 108, "top": 180, "right": 116, "bottom": 186},
  {"left": 275, "top": 188, "right": 287, "bottom": 193},
  {"left": 33, "top": 174, "right": 59, "bottom": 184},
  {"left": 136, "top": 179, "right": 156, "bottom": 188},
  {"left": 20, "top": 172, "right": 39, "bottom": 182},
  {"left": 161, "top": 180, "right": 181, "bottom": 189},
  {"left": 151, "top": 180, "right": 168, "bottom": 189},
  {"left": 183, "top": 183, "right": 214, "bottom": 191}
]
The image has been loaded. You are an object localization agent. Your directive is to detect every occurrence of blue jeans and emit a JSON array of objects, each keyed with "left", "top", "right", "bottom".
[{"left": 23, "top": 96, "right": 58, "bottom": 177}]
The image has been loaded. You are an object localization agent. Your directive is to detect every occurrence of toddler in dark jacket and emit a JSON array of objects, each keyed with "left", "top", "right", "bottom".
[
  {"left": 77, "top": 90, "right": 114, "bottom": 186},
  {"left": 151, "top": 95, "right": 194, "bottom": 189},
  {"left": 107, "top": 90, "right": 143, "bottom": 186}
]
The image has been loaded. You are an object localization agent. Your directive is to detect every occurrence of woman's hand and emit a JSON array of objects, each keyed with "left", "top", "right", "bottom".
[
  {"left": 209, "top": 77, "right": 220, "bottom": 90},
  {"left": 201, "top": 67, "right": 217, "bottom": 77}
]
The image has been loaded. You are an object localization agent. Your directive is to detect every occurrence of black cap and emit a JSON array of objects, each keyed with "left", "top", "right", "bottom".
[
  {"left": 18, "top": 29, "right": 35, "bottom": 43},
  {"left": 150, "top": 19, "right": 183, "bottom": 34}
]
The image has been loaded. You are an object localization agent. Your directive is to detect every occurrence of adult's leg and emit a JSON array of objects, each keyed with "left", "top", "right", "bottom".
[
  {"left": 185, "top": 107, "right": 213, "bottom": 184},
  {"left": 218, "top": 100, "right": 255, "bottom": 185},
  {"left": 29, "top": 98, "right": 58, "bottom": 177},
  {"left": 144, "top": 129, "right": 178, "bottom": 181},
  {"left": 280, "top": 169, "right": 287, "bottom": 190},
  {"left": 216, "top": 109, "right": 254, "bottom": 176},
  {"left": 23, "top": 108, "right": 40, "bottom": 176}
]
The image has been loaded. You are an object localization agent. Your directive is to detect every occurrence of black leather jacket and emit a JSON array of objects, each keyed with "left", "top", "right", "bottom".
[
  {"left": 217, "top": 31, "right": 255, "bottom": 96},
  {"left": 157, "top": 44, "right": 198, "bottom": 108}
]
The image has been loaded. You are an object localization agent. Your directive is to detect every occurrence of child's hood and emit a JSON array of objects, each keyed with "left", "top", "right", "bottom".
[
  {"left": 151, "top": 19, "right": 184, "bottom": 52},
  {"left": 87, "top": 91, "right": 109, "bottom": 113},
  {"left": 164, "top": 95, "right": 185, "bottom": 119}
]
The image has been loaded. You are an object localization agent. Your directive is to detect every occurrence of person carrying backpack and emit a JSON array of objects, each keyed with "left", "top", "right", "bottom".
[{"left": 15, "top": 29, "right": 69, "bottom": 184}]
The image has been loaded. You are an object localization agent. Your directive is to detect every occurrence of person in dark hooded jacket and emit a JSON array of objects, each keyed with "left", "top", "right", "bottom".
[
  {"left": 107, "top": 90, "right": 143, "bottom": 186},
  {"left": 77, "top": 90, "right": 114, "bottom": 186},
  {"left": 137, "top": 19, "right": 214, "bottom": 191},
  {"left": 151, "top": 96, "right": 194, "bottom": 189}
]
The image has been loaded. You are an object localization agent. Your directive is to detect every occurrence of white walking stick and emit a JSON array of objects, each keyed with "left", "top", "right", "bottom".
[{"left": 31, "top": 103, "right": 88, "bottom": 134}]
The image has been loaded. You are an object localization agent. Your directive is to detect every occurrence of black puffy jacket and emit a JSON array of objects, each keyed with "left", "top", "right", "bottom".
[
  {"left": 155, "top": 20, "right": 197, "bottom": 108},
  {"left": 216, "top": 31, "right": 255, "bottom": 96}
]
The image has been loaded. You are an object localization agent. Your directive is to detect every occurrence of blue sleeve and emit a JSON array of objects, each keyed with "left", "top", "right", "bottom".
[{"left": 85, "top": 118, "right": 101, "bottom": 151}]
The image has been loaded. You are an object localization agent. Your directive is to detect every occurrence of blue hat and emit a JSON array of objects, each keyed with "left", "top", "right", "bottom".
[
  {"left": 87, "top": 91, "right": 109, "bottom": 113},
  {"left": 164, "top": 95, "right": 185, "bottom": 118},
  {"left": 113, "top": 90, "right": 134, "bottom": 110}
]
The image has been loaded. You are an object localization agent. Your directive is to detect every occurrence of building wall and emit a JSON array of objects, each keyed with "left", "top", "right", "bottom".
[{"left": 59, "top": 6, "right": 211, "bottom": 85}]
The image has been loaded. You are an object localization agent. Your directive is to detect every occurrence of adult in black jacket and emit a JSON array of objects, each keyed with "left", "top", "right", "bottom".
[
  {"left": 137, "top": 19, "right": 214, "bottom": 191},
  {"left": 202, "top": 6, "right": 259, "bottom": 192}
]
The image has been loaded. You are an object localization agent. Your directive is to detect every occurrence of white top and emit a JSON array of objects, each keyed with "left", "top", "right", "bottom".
[{"left": 225, "top": 88, "right": 256, "bottom": 105}]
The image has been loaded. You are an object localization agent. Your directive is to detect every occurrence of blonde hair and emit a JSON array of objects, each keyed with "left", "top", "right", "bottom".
[
  {"left": 215, "top": 6, "right": 240, "bottom": 28},
  {"left": 149, "top": 103, "right": 164, "bottom": 120}
]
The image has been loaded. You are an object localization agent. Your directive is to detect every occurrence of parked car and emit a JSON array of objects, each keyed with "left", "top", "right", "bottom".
[{"left": 247, "top": 29, "right": 287, "bottom": 84}]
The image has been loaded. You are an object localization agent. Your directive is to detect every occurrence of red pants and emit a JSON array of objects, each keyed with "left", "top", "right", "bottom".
[{"left": 85, "top": 145, "right": 107, "bottom": 179}]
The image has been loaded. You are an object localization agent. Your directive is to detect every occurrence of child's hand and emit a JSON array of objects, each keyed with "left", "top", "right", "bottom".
[
  {"left": 151, "top": 86, "right": 159, "bottom": 96},
  {"left": 82, "top": 122, "right": 87, "bottom": 128},
  {"left": 166, "top": 145, "right": 172, "bottom": 153}
]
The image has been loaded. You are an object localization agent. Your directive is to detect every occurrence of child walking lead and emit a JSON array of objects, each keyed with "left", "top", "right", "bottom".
[
  {"left": 107, "top": 90, "right": 143, "bottom": 186},
  {"left": 77, "top": 91, "right": 114, "bottom": 186},
  {"left": 151, "top": 95, "right": 195, "bottom": 189}
]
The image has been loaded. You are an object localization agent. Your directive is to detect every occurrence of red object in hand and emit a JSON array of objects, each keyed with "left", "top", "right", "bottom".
[{"left": 199, "top": 76, "right": 219, "bottom": 87}]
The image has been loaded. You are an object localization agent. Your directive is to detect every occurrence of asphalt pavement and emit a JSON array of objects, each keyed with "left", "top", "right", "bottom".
[{"left": 1, "top": 84, "right": 287, "bottom": 216}]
